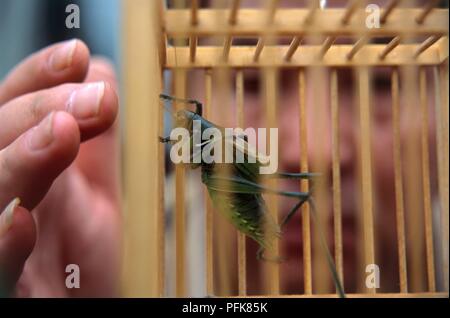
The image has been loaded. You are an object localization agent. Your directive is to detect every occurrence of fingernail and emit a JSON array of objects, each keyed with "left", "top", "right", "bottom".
[
  {"left": 28, "top": 112, "right": 54, "bottom": 151},
  {"left": 48, "top": 39, "right": 77, "bottom": 72},
  {"left": 66, "top": 82, "right": 105, "bottom": 119},
  {"left": 0, "top": 198, "right": 20, "bottom": 237}
]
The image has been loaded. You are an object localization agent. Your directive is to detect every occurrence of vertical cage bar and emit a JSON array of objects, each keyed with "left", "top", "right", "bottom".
[
  {"left": 310, "top": 67, "right": 331, "bottom": 294},
  {"left": 419, "top": 67, "right": 436, "bottom": 292},
  {"left": 236, "top": 70, "right": 247, "bottom": 296},
  {"left": 391, "top": 67, "right": 408, "bottom": 293},
  {"left": 204, "top": 68, "right": 214, "bottom": 296},
  {"left": 358, "top": 67, "right": 376, "bottom": 294},
  {"left": 122, "top": 0, "right": 163, "bottom": 297},
  {"left": 190, "top": 0, "right": 198, "bottom": 62},
  {"left": 263, "top": 67, "right": 280, "bottom": 295},
  {"left": 437, "top": 62, "right": 449, "bottom": 292},
  {"left": 331, "top": 69, "right": 344, "bottom": 290},
  {"left": 403, "top": 66, "right": 426, "bottom": 292},
  {"left": 213, "top": 68, "right": 234, "bottom": 296},
  {"left": 299, "top": 69, "right": 312, "bottom": 295},
  {"left": 174, "top": 69, "right": 187, "bottom": 297}
]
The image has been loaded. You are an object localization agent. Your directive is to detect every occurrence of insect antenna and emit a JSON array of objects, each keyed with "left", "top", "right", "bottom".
[{"left": 159, "top": 93, "right": 203, "bottom": 116}]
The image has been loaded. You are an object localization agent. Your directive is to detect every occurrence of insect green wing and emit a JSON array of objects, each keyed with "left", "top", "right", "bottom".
[{"left": 201, "top": 162, "right": 281, "bottom": 250}]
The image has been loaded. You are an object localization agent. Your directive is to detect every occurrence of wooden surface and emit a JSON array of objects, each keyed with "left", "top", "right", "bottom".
[
  {"left": 165, "top": 9, "right": 448, "bottom": 37},
  {"left": 391, "top": 68, "right": 408, "bottom": 293},
  {"left": 122, "top": 0, "right": 449, "bottom": 298},
  {"left": 122, "top": 0, "right": 163, "bottom": 297},
  {"left": 298, "top": 69, "right": 312, "bottom": 295},
  {"left": 165, "top": 41, "right": 448, "bottom": 68}
]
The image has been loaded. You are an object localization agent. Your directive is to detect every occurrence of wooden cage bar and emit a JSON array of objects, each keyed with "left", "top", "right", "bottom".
[
  {"left": 123, "top": 0, "right": 449, "bottom": 298},
  {"left": 379, "top": 36, "right": 401, "bottom": 60},
  {"left": 358, "top": 67, "right": 376, "bottom": 294},
  {"left": 262, "top": 67, "right": 280, "bottom": 295},
  {"left": 174, "top": 68, "right": 187, "bottom": 297},
  {"left": 165, "top": 9, "right": 448, "bottom": 37},
  {"left": 437, "top": 61, "right": 449, "bottom": 293},
  {"left": 298, "top": 68, "right": 312, "bottom": 295},
  {"left": 236, "top": 69, "right": 247, "bottom": 296},
  {"left": 341, "top": 0, "right": 361, "bottom": 25},
  {"left": 122, "top": 0, "right": 164, "bottom": 297},
  {"left": 346, "top": 36, "right": 369, "bottom": 60},
  {"left": 415, "top": 0, "right": 440, "bottom": 24},
  {"left": 204, "top": 68, "right": 214, "bottom": 296},
  {"left": 304, "top": 0, "right": 320, "bottom": 25},
  {"left": 309, "top": 67, "right": 332, "bottom": 294},
  {"left": 166, "top": 40, "right": 447, "bottom": 68},
  {"left": 331, "top": 69, "right": 344, "bottom": 289},
  {"left": 391, "top": 67, "right": 408, "bottom": 293},
  {"left": 380, "top": 0, "right": 401, "bottom": 24},
  {"left": 229, "top": 0, "right": 241, "bottom": 25}
]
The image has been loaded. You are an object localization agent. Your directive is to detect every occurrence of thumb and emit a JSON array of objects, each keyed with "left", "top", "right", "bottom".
[{"left": 0, "top": 198, "right": 36, "bottom": 297}]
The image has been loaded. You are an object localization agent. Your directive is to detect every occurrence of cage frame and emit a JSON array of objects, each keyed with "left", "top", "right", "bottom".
[{"left": 122, "top": 0, "right": 449, "bottom": 298}]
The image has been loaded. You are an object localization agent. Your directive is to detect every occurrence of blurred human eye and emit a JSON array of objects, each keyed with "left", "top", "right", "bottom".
[
  {"left": 372, "top": 73, "right": 391, "bottom": 93},
  {"left": 372, "top": 73, "right": 392, "bottom": 125},
  {"left": 243, "top": 70, "right": 260, "bottom": 95}
]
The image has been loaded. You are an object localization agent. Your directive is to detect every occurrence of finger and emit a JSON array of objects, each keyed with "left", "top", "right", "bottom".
[
  {"left": 0, "top": 39, "right": 90, "bottom": 105},
  {"left": 0, "top": 81, "right": 118, "bottom": 149},
  {"left": 85, "top": 57, "right": 118, "bottom": 90},
  {"left": 0, "top": 199, "right": 36, "bottom": 296},
  {"left": 76, "top": 58, "right": 120, "bottom": 202},
  {"left": 0, "top": 112, "right": 80, "bottom": 210}
]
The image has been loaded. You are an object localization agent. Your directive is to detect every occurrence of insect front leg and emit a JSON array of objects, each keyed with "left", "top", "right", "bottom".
[
  {"left": 159, "top": 136, "right": 179, "bottom": 145},
  {"left": 159, "top": 136, "right": 172, "bottom": 143}
]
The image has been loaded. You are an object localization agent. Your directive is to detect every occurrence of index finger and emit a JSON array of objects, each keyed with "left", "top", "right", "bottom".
[{"left": 0, "top": 39, "right": 90, "bottom": 105}]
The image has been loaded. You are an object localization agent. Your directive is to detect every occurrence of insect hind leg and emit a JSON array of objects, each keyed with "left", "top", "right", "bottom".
[{"left": 280, "top": 196, "right": 309, "bottom": 228}]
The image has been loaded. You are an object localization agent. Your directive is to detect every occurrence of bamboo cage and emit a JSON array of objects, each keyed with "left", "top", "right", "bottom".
[{"left": 122, "top": 0, "right": 449, "bottom": 298}]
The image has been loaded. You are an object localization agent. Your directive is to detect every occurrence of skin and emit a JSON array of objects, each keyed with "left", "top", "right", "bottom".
[{"left": 0, "top": 39, "right": 121, "bottom": 297}]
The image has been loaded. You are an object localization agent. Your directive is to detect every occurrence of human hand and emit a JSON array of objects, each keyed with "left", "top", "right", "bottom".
[{"left": 0, "top": 39, "right": 121, "bottom": 297}]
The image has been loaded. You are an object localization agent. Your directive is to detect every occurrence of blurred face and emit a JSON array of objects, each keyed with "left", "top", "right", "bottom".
[
  {"left": 211, "top": 63, "right": 435, "bottom": 294},
  {"left": 187, "top": 0, "right": 438, "bottom": 295}
]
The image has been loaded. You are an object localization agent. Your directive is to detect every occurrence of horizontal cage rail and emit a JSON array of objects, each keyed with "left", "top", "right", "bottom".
[
  {"left": 164, "top": 38, "right": 448, "bottom": 68},
  {"left": 164, "top": 9, "right": 449, "bottom": 38}
]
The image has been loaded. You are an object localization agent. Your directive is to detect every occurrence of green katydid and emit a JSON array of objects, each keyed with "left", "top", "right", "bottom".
[{"left": 159, "top": 93, "right": 345, "bottom": 297}]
